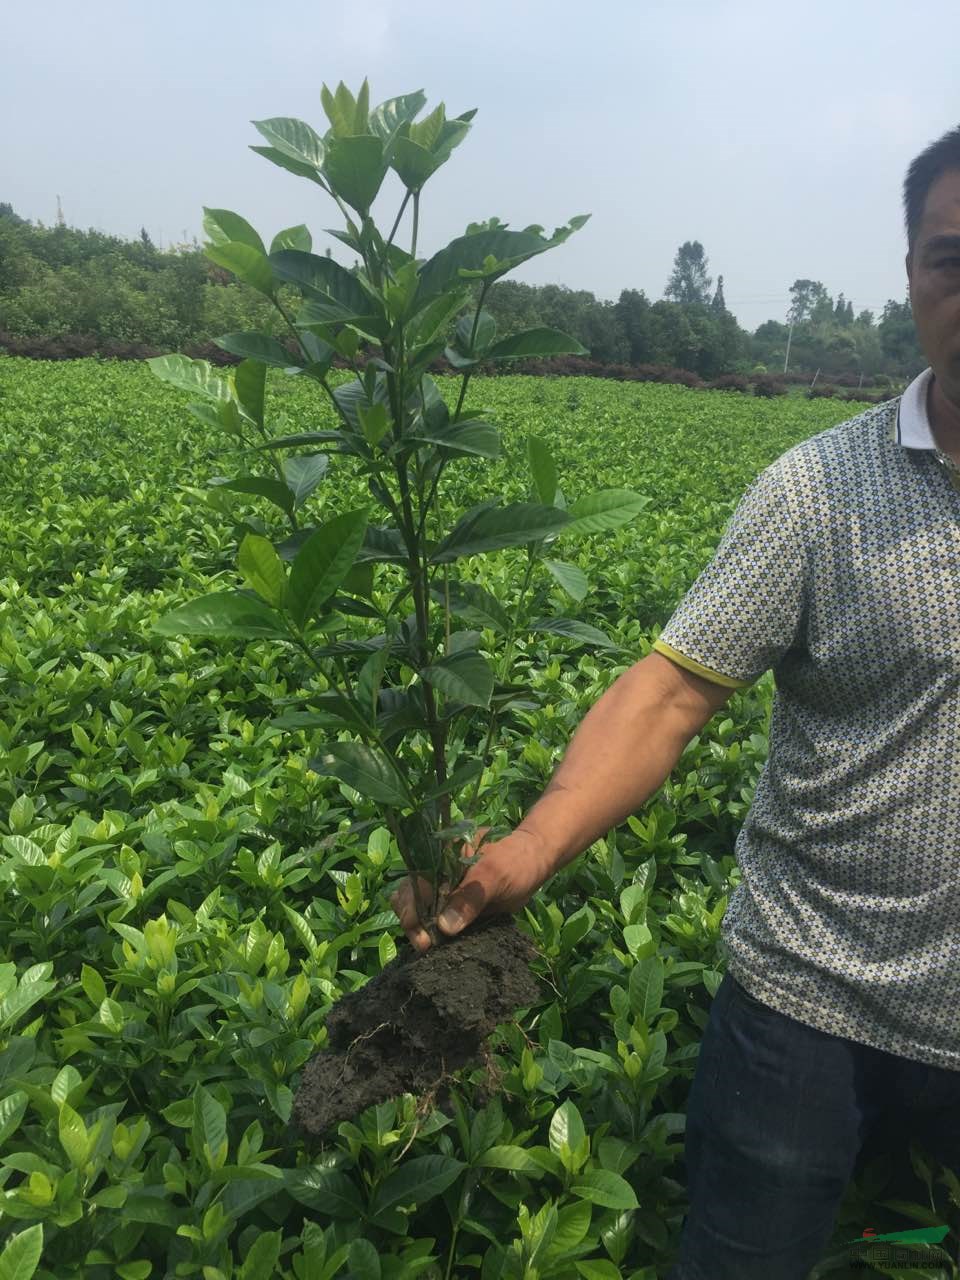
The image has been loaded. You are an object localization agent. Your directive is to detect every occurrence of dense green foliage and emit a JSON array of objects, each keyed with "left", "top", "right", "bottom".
[
  {"left": 0, "top": 204, "right": 924, "bottom": 383},
  {"left": 3, "top": 358, "right": 957, "bottom": 1277}
]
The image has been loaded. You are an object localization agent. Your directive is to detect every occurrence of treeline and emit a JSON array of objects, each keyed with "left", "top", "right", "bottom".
[{"left": 0, "top": 208, "right": 926, "bottom": 383}]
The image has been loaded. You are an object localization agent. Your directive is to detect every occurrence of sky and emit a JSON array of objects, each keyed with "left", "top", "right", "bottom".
[{"left": 3, "top": 0, "right": 957, "bottom": 332}]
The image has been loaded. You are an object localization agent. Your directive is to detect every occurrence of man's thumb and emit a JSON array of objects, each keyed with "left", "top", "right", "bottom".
[{"left": 437, "top": 897, "right": 470, "bottom": 935}]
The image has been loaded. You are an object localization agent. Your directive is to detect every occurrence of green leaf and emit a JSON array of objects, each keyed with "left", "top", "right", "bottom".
[
  {"left": 286, "top": 1167, "right": 362, "bottom": 1216},
  {"left": 410, "top": 419, "right": 500, "bottom": 458},
  {"left": 549, "top": 1100, "right": 586, "bottom": 1158},
  {"left": 195, "top": 1086, "right": 228, "bottom": 1171},
  {"left": 629, "top": 956, "right": 664, "bottom": 1021},
  {"left": 282, "top": 454, "right": 328, "bottom": 508},
  {"left": 147, "top": 355, "right": 232, "bottom": 402},
  {"left": 309, "top": 742, "right": 408, "bottom": 806},
  {"left": 408, "top": 289, "right": 470, "bottom": 347},
  {"left": 575, "top": 1262, "right": 623, "bottom": 1280},
  {"left": 152, "top": 593, "right": 288, "bottom": 640},
  {"left": 115, "top": 1263, "right": 150, "bottom": 1280},
  {"left": 202, "top": 208, "right": 265, "bottom": 254},
  {"left": 368, "top": 91, "right": 428, "bottom": 143},
  {"left": 240, "top": 1231, "right": 282, "bottom": 1280},
  {"left": 417, "top": 217, "right": 589, "bottom": 302},
  {"left": 270, "top": 224, "right": 312, "bottom": 254},
  {"left": 544, "top": 559, "right": 589, "bottom": 601},
  {"left": 487, "top": 327, "right": 587, "bottom": 359},
  {"left": 561, "top": 489, "right": 650, "bottom": 537},
  {"left": 252, "top": 117, "right": 325, "bottom": 170},
  {"left": 269, "top": 250, "right": 372, "bottom": 317},
  {"left": 214, "top": 332, "right": 294, "bottom": 368},
  {"left": 475, "top": 1145, "right": 545, "bottom": 1174},
  {"left": 346, "top": 1240, "right": 381, "bottom": 1280},
  {"left": 0, "top": 1092, "right": 27, "bottom": 1146},
  {"left": 434, "top": 580, "right": 511, "bottom": 633},
  {"left": 209, "top": 475, "right": 295, "bottom": 516},
  {"left": 205, "top": 242, "right": 274, "bottom": 297},
  {"left": 421, "top": 651, "right": 494, "bottom": 708},
  {"left": 371, "top": 1154, "right": 465, "bottom": 1217},
  {"left": 323, "top": 135, "right": 388, "bottom": 214},
  {"left": 0, "top": 1224, "right": 43, "bottom": 1280},
  {"left": 250, "top": 145, "right": 326, "bottom": 185},
  {"left": 529, "top": 617, "right": 620, "bottom": 650},
  {"left": 433, "top": 502, "right": 570, "bottom": 562},
  {"left": 570, "top": 1169, "right": 639, "bottom": 1210},
  {"left": 58, "top": 1102, "right": 89, "bottom": 1168},
  {"left": 286, "top": 509, "right": 368, "bottom": 628},
  {"left": 527, "top": 436, "right": 558, "bottom": 506},
  {"left": 239, "top": 535, "right": 286, "bottom": 608},
  {"left": 235, "top": 359, "right": 266, "bottom": 426}
]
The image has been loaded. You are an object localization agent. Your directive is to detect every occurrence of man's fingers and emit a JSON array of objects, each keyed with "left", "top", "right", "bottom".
[
  {"left": 390, "top": 876, "right": 434, "bottom": 952},
  {"left": 437, "top": 865, "right": 494, "bottom": 936}
]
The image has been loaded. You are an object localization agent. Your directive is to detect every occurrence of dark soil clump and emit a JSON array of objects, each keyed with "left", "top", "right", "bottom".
[{"left": 293, "top": 915, "right": 540, "bottom": 1137}]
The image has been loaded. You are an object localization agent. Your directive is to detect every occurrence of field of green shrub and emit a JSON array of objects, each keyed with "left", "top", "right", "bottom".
[{"left": 0, "top": 358, "right": 948, "bottom": 1278}]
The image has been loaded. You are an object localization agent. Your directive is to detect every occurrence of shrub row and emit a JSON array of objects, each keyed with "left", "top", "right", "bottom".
[{"left": 0, "top": 332, "right": 889, "bottom": 404}]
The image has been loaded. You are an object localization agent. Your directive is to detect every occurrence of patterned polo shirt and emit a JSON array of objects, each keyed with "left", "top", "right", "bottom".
[{"left": 652, "top": 368, "right": 960, "bottom": 1070}]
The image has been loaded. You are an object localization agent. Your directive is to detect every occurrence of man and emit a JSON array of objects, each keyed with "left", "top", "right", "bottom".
[{"left": 392, "top": 125, "right": 960, "bottom": 1279}]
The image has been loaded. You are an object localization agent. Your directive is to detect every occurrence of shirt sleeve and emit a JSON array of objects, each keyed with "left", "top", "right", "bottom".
[{"left": 652, "top": 459, "right": 808, "bottom": 689}]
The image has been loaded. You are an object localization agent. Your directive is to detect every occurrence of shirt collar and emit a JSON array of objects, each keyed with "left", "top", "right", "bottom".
[{"left": 895, "top": 366, "right": 936, "bottom": 449}]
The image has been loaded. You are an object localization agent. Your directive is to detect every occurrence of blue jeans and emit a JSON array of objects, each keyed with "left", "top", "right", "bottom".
[{"left": 665, "top": 970, "right": 960, "bottom": 1279}]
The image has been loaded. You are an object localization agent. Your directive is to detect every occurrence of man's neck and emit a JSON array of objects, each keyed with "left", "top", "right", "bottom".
[{"left": 927, "top": 374, "right": 960, "bottom": 464}]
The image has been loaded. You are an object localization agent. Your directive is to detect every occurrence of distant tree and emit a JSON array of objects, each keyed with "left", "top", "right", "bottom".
[
  {"left": 788, "top": 278, "right": 830, "bottom": 326},
  {"left": 614, "top": 288, "right": 655, "bottom": 363},
  {"left": 879, "top": 298, "right": 925, "bottom": 376},
  {"left": 140, "top": 227, "right": 155, "bottom": 251},
  {"left": 856, "top": 308, "right": 875, "bottom": 328},
  {"left": 711, "top": 274, "right": 726, "bottom": 312},
  {"left": 665, "top": 241, "right": 712, "bottom": 305},
  {"left": 834, "top": 293, "right": 851, "bottom": 325}
]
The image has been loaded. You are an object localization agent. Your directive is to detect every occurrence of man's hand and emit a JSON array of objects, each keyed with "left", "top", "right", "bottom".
[{"left": 389, "top": 828, "right": 550, "bottom": 953}]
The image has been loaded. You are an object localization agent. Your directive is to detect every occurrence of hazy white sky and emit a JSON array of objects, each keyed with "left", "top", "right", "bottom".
[{"left": 4, "top": 0, "right": 956, "bottom": 330}]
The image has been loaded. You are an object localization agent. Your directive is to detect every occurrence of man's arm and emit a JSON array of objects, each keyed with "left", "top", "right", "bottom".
[{"left": 392, "top": 650, "right": 737, "bottom": 949}]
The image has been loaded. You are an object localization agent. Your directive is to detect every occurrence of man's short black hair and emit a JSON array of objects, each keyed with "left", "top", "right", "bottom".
[{"left": 904, "top": 125, "right": 960, "bottom": 252}]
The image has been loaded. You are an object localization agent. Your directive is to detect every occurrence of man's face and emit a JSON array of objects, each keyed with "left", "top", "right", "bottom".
[{"left": 907, "top": 168, "right": 960, "bottom": 403}]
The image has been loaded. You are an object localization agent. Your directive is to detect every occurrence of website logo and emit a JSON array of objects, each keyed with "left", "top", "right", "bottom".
[{"left": 840, "top": 1224, "right": 955, "bottom": 1273}]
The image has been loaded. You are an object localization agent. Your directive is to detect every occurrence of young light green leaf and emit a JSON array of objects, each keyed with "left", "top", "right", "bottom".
[
  {"left": 561, "top": 489, "right": 650, "bottom": 537},
  {"left": 549, "top": 1100, "right": 586, "bottom": 1160},
  {"left": 286, "top": 509, "right": 368, "bottom": 628},
  {"left": 544, "top": 559, "right": 589, "bottom": 601},
  {"left": 202, "top": 208, "right": 265, "bottom": 254},
  {"left": 234, "top": 359, "right": 266, "bottom": 426},
  {"left": 240, "top": 1230, "right": 282, "bottom": 1280},
  {"left": 323, "top": 135, "right": 388, "bottom": 214},
  {"left": 270, "top": 224, "right": 312, "bottom": 254},
  {"left": 205, "top": 242, "right": 274, "bottom": 297},
  {"left": 147, "top": 355, "right": 233, "bottom": 402},
  {"left": 0, "top": 1224, "right": 43, "bottom": 1280},
  {"left": 238, "top": 535, "right": 286, "bottom": 609},
  {"left": 58, "top": 1102, "right": 89, "bottom": 1168},
  {"left": 252, "top": 118, "right": 325, "bottom": 169}
]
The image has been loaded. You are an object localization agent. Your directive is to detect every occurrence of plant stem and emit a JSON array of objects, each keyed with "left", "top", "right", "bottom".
[
  {"left": 464, "top": 547, "right": 538, "bottom": 817},
  {"left": 384, "top": 190, "right": 412, "bottom": 256},
  {"left": 411, "top": 191, "right": 420, "bottom": 259}
]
